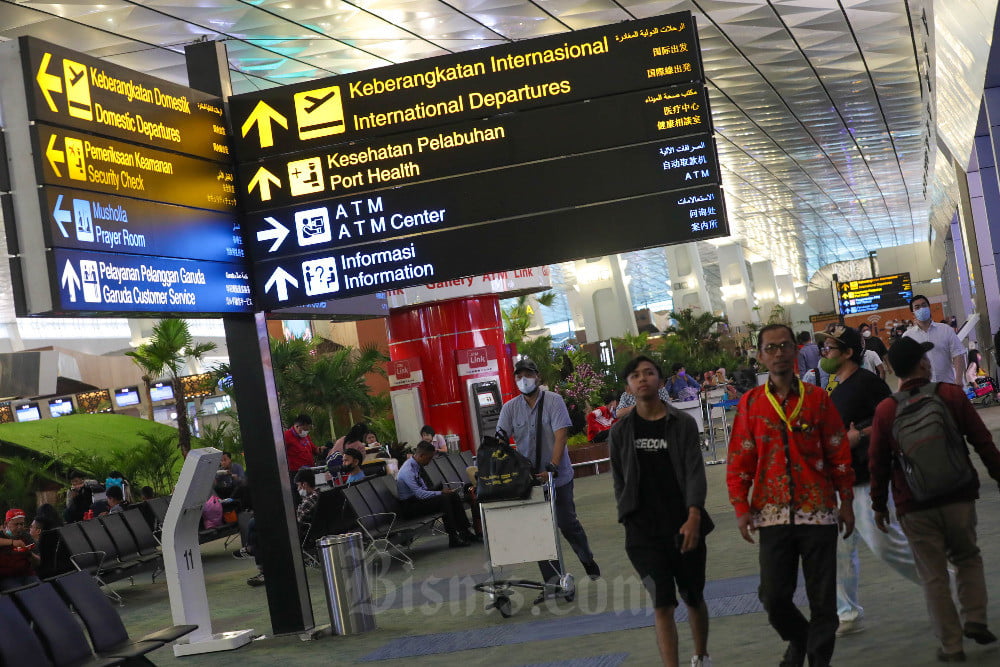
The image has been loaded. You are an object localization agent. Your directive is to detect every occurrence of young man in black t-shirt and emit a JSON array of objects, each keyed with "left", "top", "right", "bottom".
[
  {"left": 819, "top": 325, "right": 919, "bottom": 638},
  {"left": 610, "top": 356, "right": 713, "bottom": 667}
]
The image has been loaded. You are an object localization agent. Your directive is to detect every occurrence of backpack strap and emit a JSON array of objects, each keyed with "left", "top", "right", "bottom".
[{"left": 534, "top": 390, "right": 545, "bottom": 473}]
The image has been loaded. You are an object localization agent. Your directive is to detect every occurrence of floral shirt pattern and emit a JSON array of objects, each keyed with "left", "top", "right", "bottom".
[{"left": 726, "top": 381, "right": 854, "bottom": 527}]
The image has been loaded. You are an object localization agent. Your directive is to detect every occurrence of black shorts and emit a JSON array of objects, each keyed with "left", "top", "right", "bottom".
[{"left": 625, "top": 529, "right": 707, "bottom": 609}]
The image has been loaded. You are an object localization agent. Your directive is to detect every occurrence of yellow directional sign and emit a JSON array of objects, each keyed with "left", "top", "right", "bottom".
[
  {"left": 293, "top": 86, "right": 345, "bottom": 140},
  {"left": 248, "top": 166, "right": 281, "bottom": 202},
  {"left": 45, "top": 134, "right": 65, "bottom": 177},
  {"left": 62, "top": 57, "right": 92, "bottom": 121},
  {"left": 35, "top": 52, "right": 62, "bottom": 113},
  {"left": 241, "top": 100, "right": 288, "bottom": 149}
]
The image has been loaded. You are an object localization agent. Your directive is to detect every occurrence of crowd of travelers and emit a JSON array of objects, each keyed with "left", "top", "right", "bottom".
[{"left": 7, "top": 294, "right": 1000, "bottom": 666}]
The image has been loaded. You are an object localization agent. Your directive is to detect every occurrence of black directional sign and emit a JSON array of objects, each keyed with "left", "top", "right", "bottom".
[
  {"left": 245, "top": 135, "right": 718, "bottom": 264},
  {"left": 231, "top": 11, "right": 702, "bottom": 160},
  {"left": 241, "top": 84, "right": 710, "bottom": 212},
  {"left": 837, "top": 273, "right": 913, "bottom": 315},
  {"left": 19, "top": 37, "right": 231, "bottom": 162},
  {"left": 32, "top": 124, "right": 237, "bottom": 213},
  {"left": 253, "top": 185, "right": 726, "bottom": 310},
  {"left": 39, "top": 186, "right": 242, "bottom": 262}
]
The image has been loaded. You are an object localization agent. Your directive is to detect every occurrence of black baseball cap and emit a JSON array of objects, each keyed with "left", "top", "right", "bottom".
[
  {"left": 514, "top": 358, "right": 539, "bottom": 374},
  {"left": 816, "top": 325, "right": 863, "bottom": 361},
  {"left": 886, "top": 337, "right": 934, "bottom": 378}
]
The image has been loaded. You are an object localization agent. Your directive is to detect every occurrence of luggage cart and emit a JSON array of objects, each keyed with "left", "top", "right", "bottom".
[{"left": 473, "top": 475, "right": 574, "bottom": 618}]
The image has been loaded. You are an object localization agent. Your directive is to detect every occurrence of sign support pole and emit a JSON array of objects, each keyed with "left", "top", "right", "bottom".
[{"left": 185, "top": 40, "right": 314, "bottom": 636}]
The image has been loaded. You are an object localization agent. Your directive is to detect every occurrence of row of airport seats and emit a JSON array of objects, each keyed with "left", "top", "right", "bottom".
[
  {"left": 0, "top": 570, "right": 196, "bottom": 666},
  {"left": 301, "top": 451, "right": 476, "bottom": 570},
  {"left": 41, "top": 498, "right": 247, "bottom": 603}
]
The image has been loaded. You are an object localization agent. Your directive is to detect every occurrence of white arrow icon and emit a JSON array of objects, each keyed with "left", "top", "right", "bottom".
[
  {"left": 61, "top": 260, "right": 81, "bottom": 302},
  {"left": 264, "top": 266, "right": 298, "bottom": 302},
  {"left": 53, "top": 194, "right": 71, "bottom": 238},
  {"left": 257, "top": 216, "right": 290, "bottom": 253}
]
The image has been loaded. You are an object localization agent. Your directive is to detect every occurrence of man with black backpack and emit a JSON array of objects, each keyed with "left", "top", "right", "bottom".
[{"left": 869, "top": 337, "right": 1000, "bottom": 662}]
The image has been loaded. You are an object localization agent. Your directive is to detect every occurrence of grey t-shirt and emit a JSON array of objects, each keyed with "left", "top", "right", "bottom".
[{"left": 496, "top": 390, "right": 574, "bottom": 487}]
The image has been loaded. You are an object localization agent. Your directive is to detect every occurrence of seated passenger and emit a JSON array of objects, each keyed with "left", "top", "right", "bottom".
[
  {"left": 0, "top": 509, "right": 40, "bottom": 592},
  {"left": 63, "top": 471, "right": 93, "bottom": 523},
  {"left": 420, "top": 425, "right": 449, "bottom": 454},
  {"left": 340, "top": 448, "right": 366, "bottom": 485},
  {"left": 104, "top": 485, "right": 128, "bottom": 515},
  {"left": 586, "top": 391, "right": 618, "bottom": 442},
  {"left": 665, "top": 363, "right": 701, "bottom": 401},
  {"left": 397, "top": 441, "right": 477, "bottom": 547}
]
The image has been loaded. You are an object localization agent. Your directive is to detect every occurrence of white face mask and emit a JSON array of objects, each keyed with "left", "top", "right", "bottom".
[
  {"left": 914, "top": 306, "right": 932, "bottom": 322},
  {"left": 298, "top": 429, "right": 309, "bottom": 437},
  {"left": 298, "top": 488, "right": 308, "bottom": 498},
  {"left": 516, "top": 376, "right": 538, "bottom": 394},
  {"left": 861, "top": 330, "right": 871, "bottom": 338}
]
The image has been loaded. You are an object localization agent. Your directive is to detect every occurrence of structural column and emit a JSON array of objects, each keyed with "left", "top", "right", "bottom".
[
  {"left": 663, "top": 242, "right": 712, "bottom": 313},
  {"left": 572, "top": 255, "right": 638, "bottom": 341},
  {"left": 716, "top": 244, "right": 758, "bottom": 329},
  {"left": 386, "top": 296, "right": 515, "bottom": 448}
]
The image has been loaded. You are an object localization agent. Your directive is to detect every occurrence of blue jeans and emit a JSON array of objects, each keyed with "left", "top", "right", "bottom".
[
  {"left": 836, "top": 484, "right": 920, "bottom": 621},
  {"left": 539, "top": 479, "right": 594, "bottom": 582}
]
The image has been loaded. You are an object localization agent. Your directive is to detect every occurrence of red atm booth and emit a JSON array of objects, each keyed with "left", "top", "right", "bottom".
[{"left": 385, "top": 269, "right": 550, "bottom": 453}]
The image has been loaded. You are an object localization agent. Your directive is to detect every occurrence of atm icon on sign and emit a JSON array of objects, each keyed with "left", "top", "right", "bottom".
[
  {"left": 294, "top": 86, "right": 345, "bottom": 140},
  {"left": 303, "top": 257, "right": 340, "bottom": 297},
  {"left": 295, "top": 207, "right": 332, "bottom": 247}
]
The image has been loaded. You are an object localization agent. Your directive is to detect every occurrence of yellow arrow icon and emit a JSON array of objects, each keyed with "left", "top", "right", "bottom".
[
  {"left": 46, "top": 134, "right": 65, "bottom": 177},
  {"left": 36, "top": 52, "right": 63, "bottom": 113},
  {"left": 248, "top": 166, "right": 281, "bottom": 202},
  {"left": 240, "top": 101, "right": 288, "bottom": 149}
]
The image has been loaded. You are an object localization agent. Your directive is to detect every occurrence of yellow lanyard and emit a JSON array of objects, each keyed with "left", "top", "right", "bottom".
[{"left": 764, "top": 377, "right": 805, "bottom": 432}]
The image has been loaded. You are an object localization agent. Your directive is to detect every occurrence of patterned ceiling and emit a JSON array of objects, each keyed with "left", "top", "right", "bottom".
[{"left": 0, "top": 0, "right": 993, "bottom": 294}]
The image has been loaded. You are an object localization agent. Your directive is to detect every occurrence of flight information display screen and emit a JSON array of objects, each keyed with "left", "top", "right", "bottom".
[{"left": 837, "top": 273, "right": 913, "bottom": 314}]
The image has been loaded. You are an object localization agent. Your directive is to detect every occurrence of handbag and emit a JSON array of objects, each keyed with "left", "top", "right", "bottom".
[{"left": 476, "top": 433, "right": 536, "bottom": 502}]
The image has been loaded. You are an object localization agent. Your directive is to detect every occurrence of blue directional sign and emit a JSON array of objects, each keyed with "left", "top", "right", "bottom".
[
  {"left": 51, "top": 248, "right": 252, "bottom": 314},
  {"left": 40, "top": 186, "right": 242, "bottom": 262},
  {"left": 253, "top": 185, "right": 726, "bottom": 310}
]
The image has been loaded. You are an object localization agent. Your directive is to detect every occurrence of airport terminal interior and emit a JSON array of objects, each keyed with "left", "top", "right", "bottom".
[{"left": 4, "top": 0, "right": 1000, "bottom": 665}]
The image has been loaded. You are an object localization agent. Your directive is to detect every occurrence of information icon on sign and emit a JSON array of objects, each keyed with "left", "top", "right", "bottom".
[
  {"left": 287, "top": 157, "right": 325, "bottom": 197},
  {"left": 302, "top": 257, "right": 340, "bottom": 296},
  {"left": 73, "top": 198, "right": 94, "bottom": 242},
  {"left": 79, "top": 259, "right": 101, "bottom": 303},
  {"left": 294, "top": 207, "right": 332, "bottom": 247},
  {"left": 293, "top": 86, "right": 345, "bottom": 140}
]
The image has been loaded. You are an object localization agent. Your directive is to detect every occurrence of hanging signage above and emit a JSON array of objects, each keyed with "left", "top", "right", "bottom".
[
  {"left": 19, "top": 37, "right": 230, "bottom": 162},
  {"left": 837, "top": 273, "right": 913, "bottom": 315},
  {"left": 252, "top": 185, "right": 725, "bottom": 310},
  {"left": 230, "top": 11, "right": 702, "bottom": 160},
  {"left": 240, "top": 84, "right": 710, "bottom": 212}
]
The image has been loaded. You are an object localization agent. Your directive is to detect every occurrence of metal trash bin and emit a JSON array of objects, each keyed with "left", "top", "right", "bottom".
[{"left": 317, "top": 532, "right": 376, "bottom": 635}]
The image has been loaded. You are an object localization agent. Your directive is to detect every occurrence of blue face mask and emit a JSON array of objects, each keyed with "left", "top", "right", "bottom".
[
  {"left": 914, "top": 306, "right": 931, "bottom": 322},
  {"left": 106, "top": 477, "right": 123, "bottom": 489}
]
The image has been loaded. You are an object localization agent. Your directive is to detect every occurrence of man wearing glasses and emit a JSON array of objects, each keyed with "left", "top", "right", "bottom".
[
  {"left": 818, "top": 326, "right": 919, "bottom": 639},
  {"left": 727, "top": 324, "right": 855, "bottom": 667}
]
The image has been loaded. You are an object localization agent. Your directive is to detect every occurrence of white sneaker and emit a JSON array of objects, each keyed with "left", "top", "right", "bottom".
[
  {"left": 691, "top": 655, "right": 713, "bottom": 667},
  {"left": 836, "top": 617, "right": 865, "bottom": 637}
]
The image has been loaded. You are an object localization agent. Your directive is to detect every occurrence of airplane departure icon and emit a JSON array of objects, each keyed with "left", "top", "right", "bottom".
[
  {"left": 68, "top": 66, "right": 85, "bottom": 86},
  {"left": 302, "top": 89, "right": 336, "bottom": 114}
]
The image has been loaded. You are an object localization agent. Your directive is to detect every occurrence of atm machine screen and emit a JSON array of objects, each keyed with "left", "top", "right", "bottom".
[{"left": 471, "top": 380, "right": 503, "bottom": 442}]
